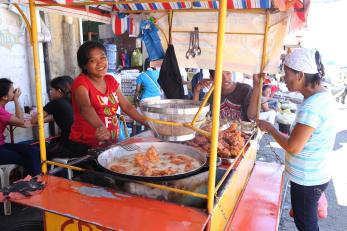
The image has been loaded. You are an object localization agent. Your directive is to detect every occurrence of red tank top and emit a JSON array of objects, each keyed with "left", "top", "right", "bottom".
[{"left": 69, "top": 73, "right": 120, "bottom": 147}]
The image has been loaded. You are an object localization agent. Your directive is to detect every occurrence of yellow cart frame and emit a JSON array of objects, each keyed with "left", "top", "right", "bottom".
[{"left": 9, "top": 1, "right": 291, "bottom": 229}]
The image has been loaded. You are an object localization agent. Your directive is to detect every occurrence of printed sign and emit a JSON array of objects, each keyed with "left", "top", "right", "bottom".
[{"left": 45, "top": 212, "right": 114, "bottom": 231}]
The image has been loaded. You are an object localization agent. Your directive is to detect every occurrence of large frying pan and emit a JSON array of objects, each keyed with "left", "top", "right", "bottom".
[{"left": 97, "top": 142, "right": 207, "bottom": 182}]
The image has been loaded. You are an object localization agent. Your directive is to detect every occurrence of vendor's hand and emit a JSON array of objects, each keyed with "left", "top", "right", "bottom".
[
  {"left": 13, "top": 88, "right": 21, "bottom": 102},
  {"left": 95, "top": 126, "right": 111, "bottom": 142},
  {"left": 257, "top": 119, "right": 275, "bottom": 133},
  {"left": 195, "top": 79, "right": 213, "bottom": 92}
]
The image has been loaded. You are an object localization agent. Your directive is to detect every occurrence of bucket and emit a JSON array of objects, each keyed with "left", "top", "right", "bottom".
[{"left": 105, "top": 44, "right": 117, "bottom": 71}]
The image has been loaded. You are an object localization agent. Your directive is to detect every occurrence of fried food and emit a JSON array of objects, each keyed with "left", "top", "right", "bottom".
[
  {"left": 185, "top": 122, "right": 245, "bottom": 158},
  {"left": 110, "top": 165, "right": 127, "bottom": 174},
  {"left": 145, "top": 146, "right": 160, "bottom": 163},
  {"left": 134, "top": 153, "right": 148, "bottom": 167},
  {"left": 109, "top": 147, "right": 200, "bottom": 176}
]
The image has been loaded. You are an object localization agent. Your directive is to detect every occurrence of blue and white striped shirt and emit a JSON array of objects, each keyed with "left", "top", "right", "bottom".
[{"left": 285, "top": 91, "right": 337, "bottom": 186}]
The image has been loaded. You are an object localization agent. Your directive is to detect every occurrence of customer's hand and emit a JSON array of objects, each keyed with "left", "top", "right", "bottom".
[
  {"left": 95, "top": 126, "right": 111, "bottom": 142},
  {"left": 13, "top": 88, "right": 21, "bottom": 102},
  {"left": 257, "top": 119, "right": 275, "bottom": 133}
]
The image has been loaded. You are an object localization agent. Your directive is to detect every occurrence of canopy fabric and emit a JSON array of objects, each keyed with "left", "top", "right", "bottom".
[{"left": 112, "top": 0, "right": 272, "bottom": 11}]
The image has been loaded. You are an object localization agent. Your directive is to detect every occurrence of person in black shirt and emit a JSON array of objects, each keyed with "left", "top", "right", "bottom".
[
  {"left": 193, "top": 70, "right": 257, "bottom": 121},
  {"left": 31, "top": 76, "right": 74, "bottom": 158}
]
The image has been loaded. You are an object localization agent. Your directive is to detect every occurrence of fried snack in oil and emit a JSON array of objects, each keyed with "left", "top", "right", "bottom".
[
  {"left": 110, "top": 165, "right": 127, "bottom": 173},
  {"left": 134, "top": 153, "right": 148, "bottom": 167},
  {"left": 145, "top": 146, "right": 160, "bottom": 163}
]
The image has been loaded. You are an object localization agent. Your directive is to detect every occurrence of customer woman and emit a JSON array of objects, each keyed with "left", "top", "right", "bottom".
[
  {"left": 66, "top": 41, "right": 147, "bottom": 157},
  {"left": 31, "top": 76, "right": 74, "bottom": 159},
  {"left": 0, "top": 78, "right": 41, "bottom": 175},
  {"left": 256, "top": 48, "right": 336, "bottom": 231}
]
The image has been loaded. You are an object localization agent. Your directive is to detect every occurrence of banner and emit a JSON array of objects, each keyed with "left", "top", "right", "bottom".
[{"left": 170, "top": 11, "right": 290, "bottom": 74}]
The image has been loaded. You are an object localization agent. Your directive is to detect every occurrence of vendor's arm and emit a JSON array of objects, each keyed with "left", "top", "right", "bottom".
[
  {"left": 193, "top": 79, "right": 212, "bottom": 101},
  {"left": 258, "top": 120, "right": 315, "bottom": 154},
  {"left": 74, "top": 85, "right": 110, "bottom": 141},
  {"left": 247, "top": 74, "right": 261, "bottom": 120},
  {"left": 117, "top": 89, "right": 147, "bottom": 125}
]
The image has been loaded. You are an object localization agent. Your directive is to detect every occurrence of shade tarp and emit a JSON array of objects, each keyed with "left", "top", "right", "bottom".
[{"left": 162, "top": 11, "right": 290, "bottom": 74}]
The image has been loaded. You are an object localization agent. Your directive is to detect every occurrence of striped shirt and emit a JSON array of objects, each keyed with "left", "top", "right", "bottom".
[{"left": 285, "top": 91, "right": 337, "bottom": 186}]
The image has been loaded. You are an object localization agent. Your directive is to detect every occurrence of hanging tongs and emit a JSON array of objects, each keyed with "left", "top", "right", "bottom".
[
  {"left": 186, "top": 31, "right": 196, "bottom": 59},
  {"left": 193, "top": 27, "right": 201, "bottom": 56}
]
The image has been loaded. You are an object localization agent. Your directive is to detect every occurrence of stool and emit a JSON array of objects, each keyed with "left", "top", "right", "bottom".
[
  {"left": 0, "top": 164, "right": 23, "bottom": 215},
  {"left": 50, "top": 158, "right": 75, "bottom": 180}
]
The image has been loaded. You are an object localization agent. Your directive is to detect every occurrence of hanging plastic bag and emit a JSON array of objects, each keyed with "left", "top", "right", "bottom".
[
  {"left": 140, "top": 20, "right": 165, "bottom": 61},
  {"left": 158, "top": 45, "right": 185, "bottom": 99}
]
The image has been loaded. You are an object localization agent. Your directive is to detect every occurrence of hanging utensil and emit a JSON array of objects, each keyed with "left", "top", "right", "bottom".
[
  {"left": 185, "top": 31, "right": 196, "bottom": 59},
  {"left": 194, "top": 27, "right": 201, "bottom": 56}
]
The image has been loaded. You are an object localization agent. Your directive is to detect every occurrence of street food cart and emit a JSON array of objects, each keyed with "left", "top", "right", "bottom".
[{"left": 2, "top": 0, "right": 306, "bottom": 230}]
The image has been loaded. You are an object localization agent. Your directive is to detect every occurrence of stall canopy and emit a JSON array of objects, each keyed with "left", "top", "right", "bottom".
[
  {"left": 5, "top": 0, "right": 309, "bottom": 73},
  {"left": 7, "top": 1, "right": 309, "bottom": 25}
]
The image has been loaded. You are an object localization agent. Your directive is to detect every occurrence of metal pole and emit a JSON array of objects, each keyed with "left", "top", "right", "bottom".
[
  {"left": 257, "top": 11, "right": 270, "bottom": 119},
  {"left": 207, "top": 0, "right": 227, "bottom": 213},
  {"left": 29, "top": 0, "right": 47, "bottom": 174}
]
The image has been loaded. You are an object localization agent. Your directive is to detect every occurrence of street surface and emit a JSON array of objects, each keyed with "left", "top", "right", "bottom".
[{"left": 258, "top": 103, "right": 347, "bottom": 231}]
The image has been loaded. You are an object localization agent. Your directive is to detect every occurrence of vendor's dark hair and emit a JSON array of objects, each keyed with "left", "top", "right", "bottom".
[
  {"left": 50, "top": 76, "right": 73, "bottom": 101},
  {"left": 77, "top": 41, "right": 107, "bottom": 74},
  {"left": 0, "top": 78, "right": 13, "bottom": 98},
  {"left": 286, "top": 51, "right": 325, "bottom": 88}
]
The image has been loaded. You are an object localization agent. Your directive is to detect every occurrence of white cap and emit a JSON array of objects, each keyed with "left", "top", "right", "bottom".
[{"left": 284, "top": 48, "right": 318, "bottom": 74}]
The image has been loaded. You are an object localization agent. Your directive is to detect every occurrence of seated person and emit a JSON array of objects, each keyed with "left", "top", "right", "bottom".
[
  {"left": 259, "top": 85, "right": 277, "bottom": 125},
  {"left": 193, "top": 70, "right": 256, "bottom": 121},
  {"left": 135, "top": 59, "right": 161, "bottom": 104},
  {"left": 64, "top": 41, "right": 147, "bottom": 158},
  {"left": 192, "top": 69, "right": 213, "bottom": 101},
  {"left": 0, "top": 78, "right": 41, "bottom": 176},
  {"left": 31, "top": 76, "right": 74, "bottom": 159}
]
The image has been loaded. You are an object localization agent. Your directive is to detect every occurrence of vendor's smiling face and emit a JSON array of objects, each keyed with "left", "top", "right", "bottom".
[
  {"left": 284, "top": 66, "right": 301, "bottom": 92},
  {"left": 85, "top": 48, "right": 108, "bottom": 79},
  {"left": 221, "top": 71, "right": 234, "bottom": 90}
]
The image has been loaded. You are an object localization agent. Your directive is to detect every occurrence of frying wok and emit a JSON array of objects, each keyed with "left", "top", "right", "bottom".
[{"left": 96, "top": 142, "right": 207, "bottom": 182}]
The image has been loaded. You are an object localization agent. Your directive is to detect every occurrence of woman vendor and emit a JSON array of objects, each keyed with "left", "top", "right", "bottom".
[{"left": 65, "top": 41, "right": 147, "bottom": 157}]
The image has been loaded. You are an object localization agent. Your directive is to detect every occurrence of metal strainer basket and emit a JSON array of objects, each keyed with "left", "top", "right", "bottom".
[{"left": 140, "top": 99, "right": 210, "bottom": 141}]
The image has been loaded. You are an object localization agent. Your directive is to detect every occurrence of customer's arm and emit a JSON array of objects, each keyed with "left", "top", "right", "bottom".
[
  {"left": 258, "top": 120, "right": 315, "bottom": 154},
  {"left": 134, "top": 84, "right": 142, "bottom": 107},
  {"left": 7, "top": 88, "right": 25, "bottom": 126}
]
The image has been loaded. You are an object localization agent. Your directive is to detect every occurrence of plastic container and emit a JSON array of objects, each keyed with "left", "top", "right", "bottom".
[{"left": 105, "top": 44, "right": 117, "bottom": 71}]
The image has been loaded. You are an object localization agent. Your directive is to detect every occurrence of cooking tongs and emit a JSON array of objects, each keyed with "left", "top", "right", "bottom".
[{"left": 186, "top": 27, "right": 201, "bottom": 59}]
